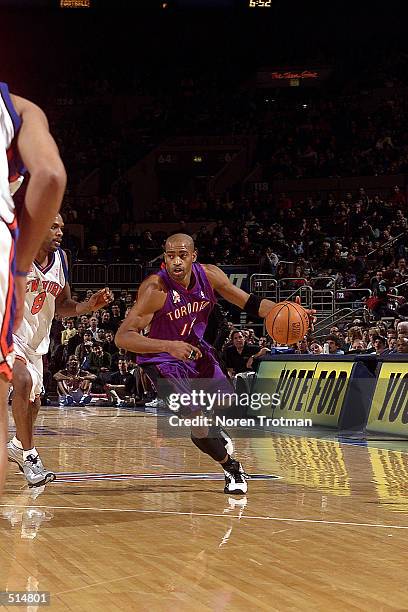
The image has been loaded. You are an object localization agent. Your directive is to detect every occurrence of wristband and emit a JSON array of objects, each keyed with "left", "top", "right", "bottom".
[
  {"left": 15, "top": 269, "right": 30, "bottom": 277},
  {"left": 243, "top": 293, "right": 263, "bottom": 318}
]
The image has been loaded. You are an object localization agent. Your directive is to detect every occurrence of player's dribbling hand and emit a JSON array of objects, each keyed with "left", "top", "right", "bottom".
[
  {"left": 13, "top": 275, "right": 27, "bottom": 332},
  {"left": 167, "top": 341, "right": 202, "bottom": 361},
  {"left": 88, "top": 287, "right": 114, "bottom": 311},
  {"left": 294, "top": 296, "right": 317, "bottom": 331}
]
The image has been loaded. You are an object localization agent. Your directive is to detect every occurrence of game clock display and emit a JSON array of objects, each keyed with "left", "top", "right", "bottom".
[{"left": 249, "top": 0, "right": 272, "bottom": 6}]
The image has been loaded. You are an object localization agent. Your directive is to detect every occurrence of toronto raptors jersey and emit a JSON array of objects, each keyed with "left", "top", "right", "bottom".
[
  {"left": 0, "top": 82, "right": 24, "bottom": 223},
  {"left": 14, "top": 249, "right": 68, "bottom": 355},
  {"left": 137, "top": 262, "right": 217, "bottom": 366}
]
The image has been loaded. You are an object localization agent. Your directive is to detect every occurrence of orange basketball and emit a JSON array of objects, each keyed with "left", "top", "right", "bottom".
[{"left": 265, "top": 301, "right": 309, "bottom": 345}]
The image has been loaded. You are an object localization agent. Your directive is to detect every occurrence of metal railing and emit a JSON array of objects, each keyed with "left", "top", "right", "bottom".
[
  {"left": 107, "top": 264, "right": 143, "bottom": 286},
  {"left": 313, "top": 290, "right": 335, "bottom": 317},
  {"left": 312, "top": 307, "right": 370, "bottom": 342},
  {"left": 334, "top": 288, "right": 372, "bottom": 312},
  {"left": 71, "top": 264, "right": 107, "bottom": 286},
  {"left": 72, "top": 264, "right": 143, "bottom": 287},
  {"left": 277, "top": 279, "right": 313, "bottom": 310},
  {"left": 367, "top": 231, "right": 407, "bottom": 257},
  {"left": 394, "top": 280, "right": 408, "bottom": 292},
  {"left": 250, "top": 275, "right": 278, "bottom": 301}
]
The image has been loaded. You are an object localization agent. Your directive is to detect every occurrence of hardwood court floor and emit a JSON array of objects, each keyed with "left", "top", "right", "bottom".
[{"left": 1, "top": 406, "right": 408, "bottom": 611}]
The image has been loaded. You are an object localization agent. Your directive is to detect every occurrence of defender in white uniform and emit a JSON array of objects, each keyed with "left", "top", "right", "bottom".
[
  {"left": 14, "top": 245, "right": 67, "bottom": 402},
  {"left": 8, "top": 213, "right": 113, "bottom": 486}
]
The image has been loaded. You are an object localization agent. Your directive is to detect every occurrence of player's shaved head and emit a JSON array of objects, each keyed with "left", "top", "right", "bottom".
[
  {"left": 164, "top": 233, "right": 197, "bottom": 287},
  {"left": 41, "top": 212, "right": 64, "bottom": 255},
  {"left": 165, "top": 234, "right": 195, "bottom": 252}
]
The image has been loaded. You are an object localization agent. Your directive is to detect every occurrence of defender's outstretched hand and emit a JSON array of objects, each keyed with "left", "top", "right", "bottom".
[{"left": 88, "top": 287, "right": 114, "bottom": 312}]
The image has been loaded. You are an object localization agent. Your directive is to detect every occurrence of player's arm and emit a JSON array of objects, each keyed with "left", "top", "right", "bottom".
[
  {"left": 203, "top": 264, "right": 276, "bottom": 317},
  {"left": 11, "top": 95, "right": 66, "bottom": 272},
  {"left": 11, "top": 95, "right": 67, "bottom": 330},
  {"left": 56, "top": 252, "right": 113, "bottom": 316},
  {"left": 115, "top": 277, "right": 203, "bottom": 360}
]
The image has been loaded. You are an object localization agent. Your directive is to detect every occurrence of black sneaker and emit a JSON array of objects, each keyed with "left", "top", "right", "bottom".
[{"left": 223, "top": 460, "right": 248, "bottom": 495}]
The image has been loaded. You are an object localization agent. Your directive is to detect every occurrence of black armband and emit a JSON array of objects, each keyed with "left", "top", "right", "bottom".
[{"left": 243, "top": 293, "right": 263, "bottom": 318}]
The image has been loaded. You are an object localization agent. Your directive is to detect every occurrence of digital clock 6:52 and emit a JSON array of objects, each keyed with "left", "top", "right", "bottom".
[{"left": 249, "top": 0, "right": 272, "bottom": 6}]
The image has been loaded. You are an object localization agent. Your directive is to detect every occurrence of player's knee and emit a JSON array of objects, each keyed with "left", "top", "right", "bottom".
[{"left": 12, "top": 367, "right": 32, "bottom": 398}]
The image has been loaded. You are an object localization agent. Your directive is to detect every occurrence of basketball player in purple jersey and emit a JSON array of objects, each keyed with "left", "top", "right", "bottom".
[
  {"left": 0, "top": 84, "right": 66, "bottom": 494},
  {"left": 116, "top": 234, "right": 315, "bottom": 494}
]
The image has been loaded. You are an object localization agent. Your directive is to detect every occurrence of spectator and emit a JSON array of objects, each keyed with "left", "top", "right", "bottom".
[
  {"left": 372, "top": 335, "right": 388, "bottom": 355},
  {"left": 103, "top": 330, "right": 117, "bottom": 356},
  {"left": 99, "top": 311, "right": 113, "bottom": 331},
  {"left": 111, "top": 346, "right": 130, "bottom": 371},
  {"left": 295, "top": 337, "right": 310, "bottom": 354},
  {"left": 54, "top": 355, "right": 96, "bottom": 407},
  {"left": 310, "top": 341, "right": 323, "bottom": 355},
  {"left": 95, "top": 329, "right": 107, "bottom": 344},
  {"left": 66, "top": 323, "right": 86, "bottom": 357},
  {"left": 75, "top": 331, "right": 94, "bottom": 367},
  {"left": 347, "top": 339, "right": 368, "bottom": 353},
  {"left": 397, "top": 321, "right": 408, "bottom": 336},
  {"left": 88, "top": 316, "right": 101, "bottom": 339},
  {"left": 61, "top": 318, "right": 77, "bottom": 346},
  {"left": 105, "top": 359, "right": 138, "bottom": 406},
  {"left": 397, "top": 336, "right": 408, "bottom": 354},
  {"left": 325, "top": 335, "right": 345, "bottom": 355},
  {"left": 223, "top": 331, "right": 268, "bottom": 378},
  {"left": 109, "top": 303, "right": 123, "bottom": 331},
  {"left": 86, "top": 342, "right": 112, "bottom": 375}
]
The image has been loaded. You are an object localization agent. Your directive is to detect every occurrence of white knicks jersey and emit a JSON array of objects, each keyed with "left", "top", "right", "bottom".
[
  {"left": 14, "top": 249, "right": 68, "bottom": 355},
  {"left": 0, "top": 82, "right": 24, "bottom": 223}
]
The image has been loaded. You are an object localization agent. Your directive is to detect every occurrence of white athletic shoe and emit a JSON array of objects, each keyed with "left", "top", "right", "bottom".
[
  {"left": 223, "top": 460, "right": 248, "bottom": 495},
  {"left": 8, "top": 442, "right": 55, "bottom": 488},
  {"left": 144, "top": 398, "right": 166, "bottom": 412}
]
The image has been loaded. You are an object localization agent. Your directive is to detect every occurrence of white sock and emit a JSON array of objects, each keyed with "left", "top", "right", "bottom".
[
  {"left": 12, "top": 436, "right": 23, "bottom": 449},
  {"left": 23, "top": 448, "right": 39, "bottom": 461}
]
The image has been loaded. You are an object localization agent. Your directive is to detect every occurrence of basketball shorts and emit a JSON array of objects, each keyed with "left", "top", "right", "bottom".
[
  {"left": 141, "top": 352, "right": 235, "bottom": 415},
  {"left": 13, "top": 335, "right": 43, "bottom": 401},
  {"left": 0, "top": 218, "right": 17, "bottom": 382}
]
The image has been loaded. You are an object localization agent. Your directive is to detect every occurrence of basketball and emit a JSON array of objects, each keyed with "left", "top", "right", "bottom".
[{"left": 265, "top": 301, "right": 309, "bottom": 344}]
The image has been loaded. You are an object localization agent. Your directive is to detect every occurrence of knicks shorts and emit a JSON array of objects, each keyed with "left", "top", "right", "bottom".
[
  {"left": 13, "top": 335, "right": 43, "bottom": 401},
  {"left": 141, "top": 353, "right": 234, "bottom": 414},
  {"left": 0, "top": 218, "right": 17, "bottom": 382}
]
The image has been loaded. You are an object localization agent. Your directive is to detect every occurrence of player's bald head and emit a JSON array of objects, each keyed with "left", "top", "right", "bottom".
[
  {"left": 42, "top": 212, "right": 64, "bottom": 254},
  {"left": 165, "top": 233, "right": 195, "bottom": 252}
]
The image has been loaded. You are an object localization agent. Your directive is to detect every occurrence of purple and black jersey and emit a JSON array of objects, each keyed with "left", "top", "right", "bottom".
[{"left": 137, "top": 262, "right": 217, "bottom": 366}]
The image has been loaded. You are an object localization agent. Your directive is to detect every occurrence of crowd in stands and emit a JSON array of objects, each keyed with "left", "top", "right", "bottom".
[
  {"left": 44, "top": 285, "right": 408, "bottom": 409},
  {"left": 62, "top": 186, "right": 408, "bottom": 310},
  {"left": 33, "top": 46, "right": 408, "bottom": 406}
]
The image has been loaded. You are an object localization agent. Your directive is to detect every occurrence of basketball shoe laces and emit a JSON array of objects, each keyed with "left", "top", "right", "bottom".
[{"left": 224, "top": 459, "right": 249, "bottom": 482}]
